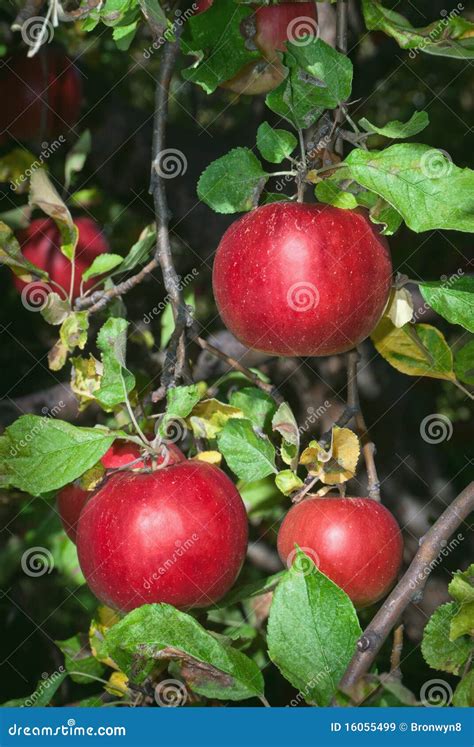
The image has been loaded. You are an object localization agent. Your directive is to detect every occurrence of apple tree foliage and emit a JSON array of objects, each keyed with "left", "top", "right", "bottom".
[{"left": 0, "top": 0, "right": 473, "bottom": 708}]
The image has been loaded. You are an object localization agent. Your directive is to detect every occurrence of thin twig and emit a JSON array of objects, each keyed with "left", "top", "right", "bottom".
[
  {"left": 193, "top": 333, "right": 283, "bottom": 404},
  {"left": 339, "top": 481, "right": 474, "bottom": 694},
  {"left": 334, "top": 0, "right": 349, "bottom": 156},
  {"left": 75, "top": 257, "right": 159, "bottom": 313},
  {"left": 347, "top": 349, "right": 381, "bottom": 501},
  {"left": 389, "top": 624, "right": 404, "bottom": 678}
]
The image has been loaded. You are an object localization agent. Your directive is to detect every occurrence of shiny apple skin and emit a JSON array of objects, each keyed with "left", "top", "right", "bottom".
[
  {"left": 76, "top": 462, "right": 248, "bottom": 611},
  {"left": 212, "top": 202, "right": 392, "bottom": 357},
  {"left": 57, "top": 442, "right": 185, "bottom": 543},
  {"left": 14, "top": 217, "right": 109, "bottom": 299},
  {"left": 0, "top": 49, "right": 82, "bottom": 143},
  {"left": 277, "top": 497, "right": 403, "bottom": 607}
]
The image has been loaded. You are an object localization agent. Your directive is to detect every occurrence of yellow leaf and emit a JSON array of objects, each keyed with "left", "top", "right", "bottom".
[
  {"left": 371, "top": 319, "right": 455, "bottom": 381},
  {"left": 192, "top": 450, "right": 222, "bottom": 466},
  {"left": 105, "top": 671, "right": 129, "bottom": 698},
  {"left": 320, "top": 427, "right": 360, "bottom": 484},
  {"left": 187, "top": 399, "right": 244, "bottom": 439},
  {"left": 89, "top": 606, "right": 121, "bottom": 670}
]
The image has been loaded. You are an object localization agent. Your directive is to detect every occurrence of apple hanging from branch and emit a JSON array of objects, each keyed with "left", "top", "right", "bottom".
[
  {"left": 277, "top": 496, "right": 403, "bottom": 607},
  {"left": 76, "top": 461, "right": 248, "bottom": 611},
  {"left": 212, "top": 202, "right": 393, "bottom": 358},
  {"left": 196, "top": 0, "right": 319, "bottom": 95}
]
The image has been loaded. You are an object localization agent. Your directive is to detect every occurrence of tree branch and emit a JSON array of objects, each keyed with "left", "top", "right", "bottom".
[
  {"left": 193, "top": 332, "right": 283, "bottom": 404},
  {"left": 339, "top": 481, "right": 474, "bottom": 694},
  {"left": 75, "top": 257, "right": 159, "bottom": 313},
  {"left": 149, "top": 31, "right": 193, "bottom": 400}
]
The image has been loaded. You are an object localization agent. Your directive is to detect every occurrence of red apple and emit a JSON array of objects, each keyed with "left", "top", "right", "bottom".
[
  {"left": 195, "top": 1, "right": 318, "bottom": 95},
  {"left": 277, "top": 497, "right": 403, "bottom": 607},
  {"left": 58, "top": 441, "right": 185, "bottom": 543},
  {"left": 212, "top": 202, "right": 392, "bottom": 357},
  {"left": 0, "top": 48, "right": 82, "bottom": 143},
  {"left": 14, "top": 217, "right": 109, "bottom": 299},
  {"left": 76, "top": 461, "right": 248, "bottom": 611}
]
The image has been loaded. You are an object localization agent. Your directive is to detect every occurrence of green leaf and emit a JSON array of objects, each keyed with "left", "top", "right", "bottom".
[
  {"left": 29, "top": 169, "right": 78, "bottom": 260},
  {"left": 114, "top": 226, "right": 155, "bottom": 275},
  {"left": 315, "top": 182, "right": 402, "bottom": 235},
  {"left": 449, "top": 565, "right": 474, "bottom": 641},
  {"left": 371, "top": 319, "right": 456, "bottom": 382},
  {"left": 0, "top": 221, "right": 49, "bottom": 281},
  {"left": 217, "top": 419, "right": 277, "bottom": 482},
  {"left": 112, "top": 19, "right": 138, "bottom": 50},
  {"left": 420, "top": 276, "right": 474, "bottom": 333},
  {"left": 65, "top": 130, "right": 91, "bottom": 191},
  {"left": 96, "top": 318, "right": 135, "bottom": 409},
  {"left": 421, "top": 602, "right": 472, "bottom": 675},
  {"left": 198, "top": 148, "right": 268, "bottom": 214},
  {"left": 267, "top": 549, "right": 361, "bottom": 706},
  {"left": 0, "top": 670, "right": 67, "bottom": 707},
  {"left": 359, "top": 111, "right": 429, "bottom": 139},
  {"left": 138, "top": 0, "right": 167, "bottom": 38},
  {"left": 342, "top": 144, "right": 474, "bottom": 233},
  {"left": 230, "top": 387, "right": 277, "bottom": 431},
  {"left": 82, "top": 254, "right": 123, "bottom": 282},
  {"left": 104, "top": 603, "right": 264, "bottom": 700},
  {"left": 158, "top": 384, "right": 202, "bottom": 438},
  {"left": 40, "top": 293, "right": 70, "bottom": 326},
  {"left": 454, "top": 340, "right": 474, "bottom": 385},
  {"left": 286, "top": 38, "right": 353, "bottom": 108},
  {"left": 238, "top": 475, "right": 282, "bottom": 516},
  {"left": 453, "top": 670, "right": 474, "bottom": 707},
  {"left": 60, "top": 311, "right": 89, "bottom": 353},
  {"left": 362, "top": 0, "right": 474, "bottom": 59},
  {"left": 256, "top": 123, "right": 297, "bottom": 164},
  {"left": 181, "top": 0, "right": 258, "bottom": 94},
  {"left": 275, "top": 469, "right": 303, "bottom": 496},
  {"left": 56, "top": 634, "right": 105, "bottom": 685},
  {"left": 214, "top": 572, "right": 286, "bottom": 610},
  {"left": 0, "top": 416, "right": 116, "bottom": 495},
  {"left": 272, "top": 402, "right": 299, "bottom": 446}
]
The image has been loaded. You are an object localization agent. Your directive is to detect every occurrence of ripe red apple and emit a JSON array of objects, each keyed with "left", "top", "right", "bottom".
[
  {"left": 277, "top": 497, "right": 403, "bottom": 607},
  {"left": 58, "top": 442, "right": 185, "bottom": 543},
  {"left": 76, "top": 461, "right": 248, "bottom": 611},
  {"left": 212, "top": 202, "right": 392, "bottom": 357},
  {"left": 14, "top": 217, "right": 109, "bottom": 299},
  {"left": 195, "top": 1, "right": 318, "bottom": 95},
  {"left": 0, "top": 48, "right": 82, "bottom": 143}
]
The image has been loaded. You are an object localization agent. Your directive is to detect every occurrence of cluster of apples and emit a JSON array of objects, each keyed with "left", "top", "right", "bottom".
[{"left": 8, "top": 23, "right": 403, "bottom": 614}]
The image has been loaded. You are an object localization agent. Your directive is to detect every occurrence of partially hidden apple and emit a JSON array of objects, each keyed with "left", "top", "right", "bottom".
[
  {"left": 212, "top": 202, "right": 392, "bottom": 357},
  {"left": 277, "top": 497, "right": 403, "bottom": 607},
  {"left": 14, "top": 217, "right": 109, "bottom": 300},
  {"left": 195, "top": 0, "right": 318, "bottom": 95},
  {"left": 76, "top": 461, "right": 248, "bottom": 611},
  {"left": 0, "top": 48, "right": 82, "bottom": 143},
  {"left": 57, "top": 441, "right": 185, "bottom": 543}
]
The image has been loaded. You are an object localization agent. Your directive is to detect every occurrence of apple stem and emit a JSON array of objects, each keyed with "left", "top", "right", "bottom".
[{"left": 347, "top": 349, "right": 381, "bottom": 502}]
